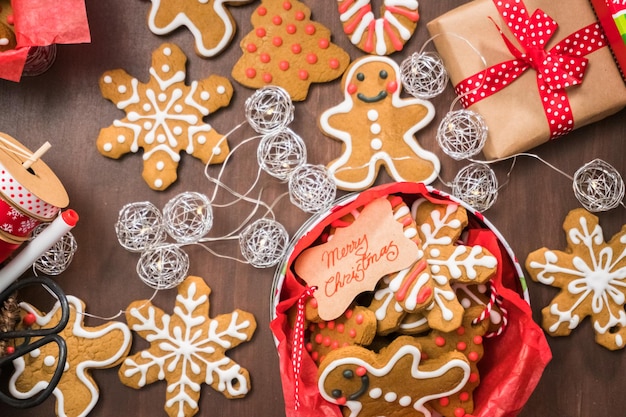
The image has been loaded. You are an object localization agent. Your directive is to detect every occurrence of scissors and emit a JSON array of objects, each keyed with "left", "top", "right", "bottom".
[{"left": 0, "top": 275, "right": 69, "bottom": 408}]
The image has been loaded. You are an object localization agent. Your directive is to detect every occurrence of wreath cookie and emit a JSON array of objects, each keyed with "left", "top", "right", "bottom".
[
  {"left": 97, "top": 43, "right": 233, "bottom": 191},
  {"left": 526, "top": 208, "right": 626, "bottom": 350},
  {"left": 119, "top": 276, "right": 257, "bottom": 417}
]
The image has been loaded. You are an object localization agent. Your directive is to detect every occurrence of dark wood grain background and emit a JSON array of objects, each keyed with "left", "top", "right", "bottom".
[{"left": 0, "top": 1, "right": 625, "bottom": 416}]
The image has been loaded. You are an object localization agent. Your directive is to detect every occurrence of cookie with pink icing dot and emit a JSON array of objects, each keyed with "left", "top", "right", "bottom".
[
  {"left": 317, "top": 335, "right": 470, "bottom": 417},
  {"left": 319, "top": 55, "right": 439, "bottom": 191}
]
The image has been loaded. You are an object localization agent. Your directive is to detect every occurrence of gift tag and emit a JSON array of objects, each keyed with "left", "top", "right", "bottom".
[{"left": 294, "top": 197, "right": 420, "bottom": 320}]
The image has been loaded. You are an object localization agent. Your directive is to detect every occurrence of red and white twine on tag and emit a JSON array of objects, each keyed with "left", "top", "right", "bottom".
[
  {"left": 291, "top": 285, "right": 317, "bottom": 410},
  {"left": 472, "top": 281, "right": 509, "bottom": 338}
]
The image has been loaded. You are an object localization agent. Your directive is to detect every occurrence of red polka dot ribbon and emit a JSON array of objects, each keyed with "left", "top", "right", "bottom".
[
  {"left": 291, "top": 285, "right": 316, "bottom": 411},
  {"left": 0, "top": 198, "right": 41, "bottom": 239},
  {"left": 455, "top": 0, "right": 606, "bottom": 139},
  {"left": 0, "top": 162, "right": 60, "bottom": 220}
]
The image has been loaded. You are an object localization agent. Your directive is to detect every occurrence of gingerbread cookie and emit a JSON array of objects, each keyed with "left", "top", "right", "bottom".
[
  {"left": 320, "top": 55, "right": 439, "bottom": 191},
  {"left": 144, "top": 0, "right": 252, "bottom": 57},
  {"left": 97, "top": 43, "right": 233, "bottom": 190},
  {"left": 0, "top": 21, "right": 15, "bottom": 52},
  {"left": 9, "top": 296, "right": 131, "bottom": 417},
  {"left": 454, "top": 282, "right": 505, "bottom": 335},
  {"left": 337, "top": 0, "right": 420, "bottom": 55},
  {"left": 232, "top": 0, "right": 350, "bottom": 101},
  {"left": 119, "top": 276, "right": 256, "bottom": 417},
  {"left": 317, "top": 335, "right": 470, "bottom": 416},
  {"left": 412, "top": 199, "right": 498, "bottom": 332},
  {"left": 306, "top": 304, "right": 377, "bottom": 365},
  {"left": 525, "top": 208, "right": 626, "bottom": 350}
]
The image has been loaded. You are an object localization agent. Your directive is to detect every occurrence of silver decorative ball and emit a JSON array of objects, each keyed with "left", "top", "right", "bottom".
[
  {"left": 162, "top": 192, "right": 213, "bottom": 244},
  {"left": 452, "top": 163, "right": 499, "bottom": 212},
  {"left": 437, "top": 109, "right": 488, "bottom": 160},
  {"left": 136, "top": 244, "right": 189, "bottom": 289},
  {"left": 288, "top": 164, "right": 336, "bottom": 213},
  {"left": 32, "top": 227, "right": 78, "bottom": 276},
  {"left": 239, "top": 219, "right": 289, "bottom": 268},
  {"left": 245, "top": 86, "right": 295, "bottom": 134},
  {"left": 400, "top": 52, "right": 449, "bottom": 99},
  {"left": 115, "top": 201, "right": 166, "bottom": 252},
  {"left": 573, "top": 159, "right": 625, "bottom": 212},
  {"left": 257, "top": 128, "right": 307, "bottom": 180}
]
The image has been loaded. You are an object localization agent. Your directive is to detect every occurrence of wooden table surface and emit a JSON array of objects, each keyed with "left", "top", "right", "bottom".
[{"left": 0, "top": 1, "right": 625, "bottom": 416}]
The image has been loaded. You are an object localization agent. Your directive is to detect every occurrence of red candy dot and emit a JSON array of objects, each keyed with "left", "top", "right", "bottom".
[
  {"left": 355, "top": 314, "right": 364, "bottom": 325},
  {"left": 256, "top": 28, "right": 266, "bottom": 38},
  {"left": 344, "top": 309, "right": 353, "bottom": 319},
  {"left": 22, "top": 313, "right": 36, "bottom": 327},
  {"left": 329, "top": 58, "right": 340, "bottom": 69},
  {"left": 283, "top": 1, "right": 292, "bottom": 10},
  {"left": 318, "top": 322, "right": 326, "bottom": 329},
  {"left": 6, "top": 15, "right": 14, "bottom": 25},
  {"left": 286, "top": 24, "right": 297, "bottom": 34},
  {"left": 386, "top": 80, "right": 398, "bottom": 94},
  {"left": 435, "top": 336, "right": 446, "bottom": 347},
  {"left": 454, "top": 407, "right": 466, "bottom": 417},
  {"left": 468, "top": 351, "right": 479, "bottom": 361},
  {"left": 295, "top": 11, "right": 305, "bottom": 20},
  {"left": 319, "top": 38, "right": 329, "bottom": 49},
  {"left": 262, "top": 73, "right": 273, "bottom": 83},
  {"left": 311, "top": 351, "right": 319, "bottom": 361},
  {"left": 420, "top": 352, "right": 428, "bottom": 360},
  {"left": 327, "top": 321, "right": 335, "bottom": 330},
  {"left": 456, "top": 326, "right": 466, "bottom": 336},
  {"left": 309, "top": 298, "right": 318, "bottom": 308},
  {"left": 469, "top": 372, "right": 479, "bottom": 383},
  {"left": 245, "top": 68, "right": 257, "bottom": 78},
  {"left": 336, "top": 397, "right": 347, "bottom": 405},
  {"left": 272, "top": 15, "right": 283, "bottom": 25},
  {"left": 260, "top": 53, "right": 271, "bottom": 63},
  {"left": 315, "top": 334, "right": 323, "bottom": 344},
  {"left": 305, "top": 24, "right": 315, "bottom": 35},
  {"left": 439, "top": 397, "right": 450, "bottom": 407},
  {"left": 279, "top": 60, "right": 290, "bottom": 71},
  {"left": 257, "top": 6, "right": 267, "bottom": 16},
  {"left": 323, "top": 336, "right": 331, "bottom": 347},
  {"left": 5, "top": 346, "right": 15, "bottom": 355},
  {"left": 305, "top": 342, "right": 313, "bottom": 352},
  {"left": 246, "top": 43, "right": 257, "bottom": 53},
  {"left": 456, "top": 341, "right": 467, "bottom": 351},
  {"left": 473, "top": 335, "right": 483, "bottom": 345},
  {"left": 356, "top": 366, "right": 367, "bottom": 377},
  {"left": 306, "top": 53, "right": 318, "bottom": 64},
  {"left": 347, "top": 83, "right": 357, "bottom": 94},
  {"left": 336, "top": 323, "right": 345, "bottom": 333},
  {"left": 349, "top": 328, "right": 356, "bottom": 338},
  {"left": 272, "top": 36, "right": 283, "bottom": 46},
  {"left": 459, "top": 391, "right": 470, "bottom": 402},
  {"left": 331, "top": 341, "right": 339, "bottom": 349},
  {"left": 291, "top": 44, "right": 302, "bottom": 54}
]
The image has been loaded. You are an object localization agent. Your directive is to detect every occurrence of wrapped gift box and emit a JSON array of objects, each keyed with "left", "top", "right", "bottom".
[
  {"left": 0, "top": 0, "right": 90, "bottom": 81},
  {"left": 590, "top": 0, "right": 626, "bottom": 79},
  {"left": 427, "top": 0, "right": 626, "bottom": 160}
]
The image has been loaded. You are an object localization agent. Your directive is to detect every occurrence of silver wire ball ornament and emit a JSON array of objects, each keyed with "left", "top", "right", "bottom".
[
  {"left": 162, "top": 192, "right": 213, "bottom": 244},
  {"left": 257, "top": 128, "right": 307, "bottom": 180},
  {"left": 115, "top": 201, "right": 166, "bottom": 252},
  {"left": 239, "top": 219, "right": 289, "bottom": 268},
  {"left": 136, "top": 243, "right": 189, "bottom": 289},
  {"left": 245, "top": 86, "right": 295, "bottom": 134},
  {"left": 452, "top": 163, "right": 499, "bottom": 212},
  {"left": 288, "top": 164, "right": 337, "bottom": 213},
  {"left": 32, "top": 227, "right": 78, "bottom": 275},
  {"left": 437, "top": 109, "right": 488, "bottom": 160},
  {"left": 573, "top": 159, "right": 625, "bottom": 212},
  {"left": 400, "top": 51, "right": 449, "bottom": 99}
]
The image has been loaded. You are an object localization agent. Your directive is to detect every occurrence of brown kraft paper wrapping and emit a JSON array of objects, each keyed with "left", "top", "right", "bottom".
[{"left": 427, "top": 0, "right": 626, "bottom": 160}]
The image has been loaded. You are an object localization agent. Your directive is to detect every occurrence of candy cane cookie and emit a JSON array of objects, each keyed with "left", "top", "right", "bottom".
[{"left": 338, "top": 0, "right": 420, "bottom": 55}]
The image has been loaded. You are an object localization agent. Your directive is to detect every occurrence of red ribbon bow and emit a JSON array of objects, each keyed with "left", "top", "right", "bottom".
[{"left": 455, "top": 0, "right": 606, "bottom": 138}]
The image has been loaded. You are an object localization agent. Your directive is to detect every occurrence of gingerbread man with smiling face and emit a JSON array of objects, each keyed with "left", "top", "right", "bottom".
[{"left": 319, "top": 55, "right": 439, "bottom": 191}]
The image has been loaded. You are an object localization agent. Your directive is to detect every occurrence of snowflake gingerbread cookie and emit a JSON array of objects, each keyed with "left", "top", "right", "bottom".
[
  {"left": 319, "top": 55, "right": 439, "bottom": 191},
  {"left": 9, "top": 296, "right": 132, "bottom": 417},
  {"left": 526, "top": 208, "right": 626, "bottom": 350},
  {"left": 119, "top": 275, "right": 257, "bottom": 417},
  {"left": 143, "top": 0, "right": 253, "bottom": 57},
  {"left": 97, "top": 43, "right": 233, "bottom": 190}
]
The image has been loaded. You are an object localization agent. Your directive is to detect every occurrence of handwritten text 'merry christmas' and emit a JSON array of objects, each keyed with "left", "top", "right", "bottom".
[{"left": 294, "top": 197, "right": 420, "bottom": 321}]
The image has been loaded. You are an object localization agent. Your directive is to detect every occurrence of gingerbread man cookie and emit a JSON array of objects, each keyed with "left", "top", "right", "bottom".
[
  {"left": 97, "top": 43, "right": 233, "bottom": 190},
  {"left": 317, "top": 335, "right": 470, "bottom": 417},
  {"left": 525, "top": 208, "right": 626, "bottom": 350},
  {"left": 9, "top": 296, "right": 131, "bottom": 417},
  {"left": 412, "top": 199, "right": 498, "bottom": 332},
  {"left": 232, "top": 0, "right": 350, "bottom": 101},
  {"left": 319, "top": 55, "right": 439, "bottom": 191},
  {"left": 119, "top": 276, "right": 256, "bottom": 417},
  {"left": 0, "top": 21, "right": 16, "bottom": 52},
  {"left": 144, "top": 0, "right": 253, "bottom": 57},
  {"left": 338, "top": 0, "right": 420, "bottom": 55}
]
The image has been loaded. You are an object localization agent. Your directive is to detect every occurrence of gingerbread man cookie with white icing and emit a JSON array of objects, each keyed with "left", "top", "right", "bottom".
[
  {"left": 320, "top": 55, "right": 439, "bottom": 191},
  {"left": 317, "top": 335, "right": 470, "bottom": 417},
  {"left": 338, "top": 0, "right": 420, "bottom": 55}
]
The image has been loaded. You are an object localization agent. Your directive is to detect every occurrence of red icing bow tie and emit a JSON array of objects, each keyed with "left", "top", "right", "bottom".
[{"left": 455, "top": 0, "right": 606, "bottom": 138}]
